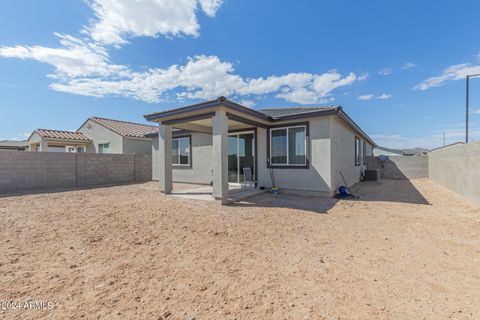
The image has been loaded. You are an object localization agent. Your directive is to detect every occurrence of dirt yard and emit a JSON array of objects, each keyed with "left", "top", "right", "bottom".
[{"left": 1, "top": 179, "right": 480, "bottom": 319}]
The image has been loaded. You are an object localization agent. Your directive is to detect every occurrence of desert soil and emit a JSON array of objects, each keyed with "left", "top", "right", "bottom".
[{"left": 1, "top": 179, "right": 480, "bottom": 319}]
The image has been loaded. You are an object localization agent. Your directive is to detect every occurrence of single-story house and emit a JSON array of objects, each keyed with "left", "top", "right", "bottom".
[
  {"left": 145, "top": 97, "right": 376, "bottom": 204},
  {"left": 28, "top": 117, "right": 156, "bottom": 154},
  {"left": 0, "top": 140, "right": 29, "bottom": 151}
]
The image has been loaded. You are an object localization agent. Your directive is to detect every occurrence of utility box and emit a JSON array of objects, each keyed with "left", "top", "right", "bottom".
[{"left": 364, "top": 169, "right": 380, "bottom": 182}]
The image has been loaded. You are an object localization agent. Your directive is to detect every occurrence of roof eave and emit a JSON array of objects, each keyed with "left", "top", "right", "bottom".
[{"left": 144, "top": 97, "right": 272, "bottom": 122}]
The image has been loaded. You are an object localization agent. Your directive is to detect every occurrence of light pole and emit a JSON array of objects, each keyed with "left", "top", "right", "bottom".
[{"left": 466, "top": 73, "right": 480, "bottom": 143}]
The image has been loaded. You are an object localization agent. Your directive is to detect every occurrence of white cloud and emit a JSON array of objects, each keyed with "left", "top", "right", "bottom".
[
  {"left": 51, "top": 55, "right": 357, "bottom": 104},
  {"left": 414, "top": 63, "right": 480, "bottom": 91},
  {"left": 376, "top": 93, "right": 392, "bottom": 100},
  {"left": 470, "top": 108, "right": 480, "bottom": 115},
  {"left": 402, "top": 62, "right": 415, "bottom": 70},
  {"left": 86, "top": 0, "right": 223, "bottom": 45},
  {"left": 0, "top": 33, "right": 127, "bottom": 78},
  {"left": 358, "top": 73, "right": 369, "bottom": 81},
  {"left": 378, "top": 67, "right": 392, "bottom": 76},
  {"left": 357, "top": 93, "right": 392, "bottom": 101},
  {"left": 0, "top": 0, "right": 358, "bottom": 105},
  {"left": 358, "top": 94, "right": 374, "bottom": 101},
  {"left": 239, "top": 99, "right": 255, "bottom": 108},
  {"left": 371, "top": 125, "right": 480, "bottom": 149}
]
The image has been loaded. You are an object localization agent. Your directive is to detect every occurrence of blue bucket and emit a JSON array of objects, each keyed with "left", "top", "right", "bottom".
[{"left": 338, "top": 186, "right": 349, "bottom": 196}]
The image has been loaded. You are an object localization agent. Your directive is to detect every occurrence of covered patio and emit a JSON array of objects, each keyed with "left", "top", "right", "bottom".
[
  {"left": 169, "top": 183, "right": 264, "bottom": 203},
  {"left": 145, "top": 97, "right": 271, "bottom": 204}
]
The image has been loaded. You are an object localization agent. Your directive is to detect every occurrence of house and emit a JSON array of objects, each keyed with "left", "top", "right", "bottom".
[
  {"left": 27, "top": 117, "right": 156, "bottom": 154},
  {"left": 0, "top": 140, "right": 29, "bottom": 151},
  {"left": 145, "top": 97, "right": 376, "bottom": 204}
]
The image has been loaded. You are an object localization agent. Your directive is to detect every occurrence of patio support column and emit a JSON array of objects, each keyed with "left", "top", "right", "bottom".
[
  {"left": 39, "top": 139, "right": 48, "bottom": 152},
  {"left": 212, "top": 109, "right": 229, "bottom": 204},
  {"left": 158, "top": 123, "right": 173, "bottom": 194}
]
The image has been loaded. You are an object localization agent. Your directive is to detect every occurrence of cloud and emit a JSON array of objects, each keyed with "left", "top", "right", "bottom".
[
  {"left": 371, "top": 125, "right": 480, "bottom": 149},
  {"left": 470, "top": 108, "right": 480, "bottom": 115},
  {"left": 414, "top": 63, "right": 480, "bottom": 91},
  {"left": 378, "top": 67, "right": 392, "bottom": 76},
  {"left": 0, "top": 33, "right": 127, "bottom": 78},
  {"left": 86, "top": 0, "right": 223, "bottom": 46},
  {"left": 357, "top": 93, "right": 392, "bottom": 101},
  {"left": 402, "top": 62, "right": 415, "bottom": 70},
  {"left": 0, "top": 0, "right": 358, "bottom": 105},
  {"left": 358, "top": 73, "right": 369, "bottom": 81},
  {"left": 52, "top": 55, "right": 357, "bottom": 104},
  {"left": 358, "top": 94, "right": 374, "bottom": 101}
]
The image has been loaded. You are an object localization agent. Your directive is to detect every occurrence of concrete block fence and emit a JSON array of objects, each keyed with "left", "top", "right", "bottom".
[
  {"left": 0, "top": 151, "right": 152, "bottom": 194},
  {"left": 366, "top": 155, "right": 429, "bottom": 180}
]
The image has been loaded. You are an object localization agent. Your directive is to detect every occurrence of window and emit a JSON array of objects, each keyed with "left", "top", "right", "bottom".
[
  {"left": 77, "top": 146, "right": 85, "bottom": 153},
  {"left": 270, "top": 125, "right": 307, "bottom": 166},
  {"left": 355, "top": 137, "right": 360, "bottom": 166},
  {"left": 99, "top": 143, "right": 110, "bottom": 154},
  {"left": 172, "top": 137, "right": 190, "bottom": 166},
  {"left": 363, "top": 141, "right": 367, "bottom": 165}
]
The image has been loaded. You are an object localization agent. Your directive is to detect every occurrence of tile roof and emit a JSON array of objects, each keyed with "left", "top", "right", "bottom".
[
  {"left": 89, "top": 117, "right": 157, "bottom": 138},
  {"left": 258, "top": 106, "right": 340, "bottom": 118},
  {"left": 34, "top": 129, "right": 91, "bottom": 141}
]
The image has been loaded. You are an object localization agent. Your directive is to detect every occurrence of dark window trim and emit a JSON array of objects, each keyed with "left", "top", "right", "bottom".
[
  {"left": 227, "top": 128, "right": 258, "bottom": 181},
  {"left": 266, "top": 121, "right": 310, "bottom": 169},
  {"left": 355, "top": 136, "right": 360, "bottom": 166},
  {"left": 172, "top": 135, "right": 192, "bottom": 168}
]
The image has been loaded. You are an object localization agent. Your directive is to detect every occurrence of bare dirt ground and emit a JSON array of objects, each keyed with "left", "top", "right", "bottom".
[{"left": 1, "top": 179, "right": 480, "bottom": 319}]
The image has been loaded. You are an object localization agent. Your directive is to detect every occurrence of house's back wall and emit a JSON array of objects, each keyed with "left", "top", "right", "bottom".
[{"left": 151, "top": 132, "right": 213, "bottom": 184}]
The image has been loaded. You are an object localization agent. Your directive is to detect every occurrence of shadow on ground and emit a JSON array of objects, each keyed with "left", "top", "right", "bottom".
[
  {"left": 234, "top": 193, "right": 339, "bottom": 214},
  {"left": 234, "top": 178, "right": 430, "bottom": 214},
  {"left": 349, "top": 179, "right": 430, "bottom": 205}
]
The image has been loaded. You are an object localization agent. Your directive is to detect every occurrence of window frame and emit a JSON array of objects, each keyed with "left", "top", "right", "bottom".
[
  {"left": 98, "top": 143, "right": 110, "bottom": 154},
  {"left": 354, "top": 136, "right": 361, "bottom": 166},
  {"left": 172, "top": 135, "right": 192, "bottom": 168},
  {"left": 267, "top": 122, "right": 309, "bottom": 169}
]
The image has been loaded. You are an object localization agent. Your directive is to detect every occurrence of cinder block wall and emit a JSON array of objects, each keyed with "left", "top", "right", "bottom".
[
  {"left": 0, "top": 151, "right": 152, "bottom": 194},
  {"left": 428, "top": 141, "right": 480, "bottom": 204},
  {"left": 366, "top": 156, "right": 428, "bottom": 180}
]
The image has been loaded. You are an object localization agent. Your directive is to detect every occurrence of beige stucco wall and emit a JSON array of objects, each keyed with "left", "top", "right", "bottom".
[
  {"left": 78, "top": 119, "right": 124, "bottom": 154},
  {"left": 330, "top": 115, "right": 368, "bottom": 191},
  {"left": 152, "top": 132, "right": 213, "bottom": 184},
  {"left": 428, "top": 141, "right": 480, "bottom": 204},
  {"left": 151, "top": 114, "right": 373, "bottom": 195},
  {"left": 256, "top": 117, "right": 332, "bottom": 193},
  {"left": 122, "top": 137, "right": 152, "bottom": 154}
]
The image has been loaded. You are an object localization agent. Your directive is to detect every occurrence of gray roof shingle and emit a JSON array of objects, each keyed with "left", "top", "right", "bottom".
[{"left": 258, "top": 106, "right": 340, "bottom": 118}]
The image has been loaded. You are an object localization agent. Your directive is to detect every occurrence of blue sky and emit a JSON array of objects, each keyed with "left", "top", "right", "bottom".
[{"left": 1, "top": 0, "right": 480, "bottom": 149}]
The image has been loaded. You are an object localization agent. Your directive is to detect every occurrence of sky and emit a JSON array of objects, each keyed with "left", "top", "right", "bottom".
[{"left": 1, "top": 0, "right": 480, "bottom": 149}]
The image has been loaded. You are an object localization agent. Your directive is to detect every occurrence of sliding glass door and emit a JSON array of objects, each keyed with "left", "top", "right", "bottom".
[{"left": 228, "top": 132, "right": 255, "bottom": 183}]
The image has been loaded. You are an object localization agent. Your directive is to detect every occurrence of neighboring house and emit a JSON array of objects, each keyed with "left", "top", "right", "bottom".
[
  {"left": 373, "top": 146, "right": 404, "bottom": 157},
  {"left": 28, "top": 129, "right": 91, "bottom": 152},
  {"left": 145, "top": 97, "right": 376, "bottom": 204},
  {"left": 28, "top": 117, "right": 156, "bottom": 154},
  {"left": 77, "top": 117, "right": 155, "bottom": 154},
  {"left": 0, "top": 140, "right": 29, "bottom": 151}
]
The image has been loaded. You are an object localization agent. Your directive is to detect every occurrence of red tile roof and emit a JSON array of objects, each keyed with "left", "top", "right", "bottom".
[
  {"left": 34, "top": 129, "right": 91, "bottom": 141},
  {"left": 88, "top": 117, "right": 157, "bottom": 138}
]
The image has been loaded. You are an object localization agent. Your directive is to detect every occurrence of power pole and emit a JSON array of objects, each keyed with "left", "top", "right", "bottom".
[{"left": 466, "top": 74, "right": 480, "bottom": 143}]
